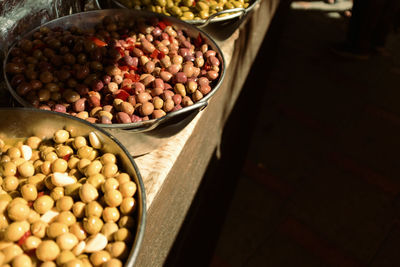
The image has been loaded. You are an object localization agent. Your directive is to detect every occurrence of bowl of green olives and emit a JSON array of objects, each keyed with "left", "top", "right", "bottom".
[
  {"left": 97, "top": 0, "right": 261, "bottom": 40},
  {"left": 0, "top": 107, "right": 146, "bottom": 267}
]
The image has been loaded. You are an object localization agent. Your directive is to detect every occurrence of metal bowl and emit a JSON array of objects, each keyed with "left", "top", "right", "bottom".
[
  {"left": 0, "top": 107, "right": 146, "bottom": 266},
  {"left": 2, "top": 9, "right": 226, "bottom": 156},
  {"left": 97, "top": 0, "right": 261, "bottom": 40}
]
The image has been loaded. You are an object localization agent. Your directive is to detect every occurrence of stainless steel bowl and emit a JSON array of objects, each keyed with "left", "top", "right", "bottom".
[
  {"left": 3, "top": 9, "right": 225, "bottom": 156},
  {"left": 98, "top": 0, "right": 261, "bottom": 40},
  {"left": 0, "top": 107, "right": 146, "bottom": 266}
]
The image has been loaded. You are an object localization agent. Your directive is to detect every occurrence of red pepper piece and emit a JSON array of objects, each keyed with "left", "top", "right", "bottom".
[
  {"left": 37, "top": 191, "right": 45, "bottom": 198},
  {"left": 89, "top": 37, "right": 108, "bottom": 47},
  {"left": 150, "top": 49, "right": 159, "bottom": 59},
  {"left": 33, "top": 43, "right": 47, "bottom": 50},
  {"left": 127, "top": 65, "right": 138, "bottom": 71},
  {"left": 124, "top": 73, "right": 140, "bottom": 82},
  {"left": 157, "top": 21, "right": 167, "bottom": 30},
  {"left": 121, "top": 86, "right": 134, "bottom": 94},
  {"left": 18, "top": 231, "right": 31, "bottom": 246},
  {"left": 118, "top": 66, "right": 129, "bottom": 72},
  {"left": 27, "top": 201, "right": 33, "bottom": 207},
  {"left": 116, "top": 47, "right": 125, "bottom": 57},
  {"left": 115, "top": 90, "right": 130, "bottom": 101},
  {"left": 158, "top": 51, "right": 166, "bottom": 59},
  {"left": 192, "top": 0, "right": 196, "bottom": 6},
  {"left": 204, "top": 63, "right": 211, "bottom": 71},
  {"left": 163, "top": 20, "right": 172, "bottom": 26},
  {"left": 194, "top": 33, "right": 204, "bottom": 47},
  {"left": 62, "top": 153, "right": 71, "bottom": 161}
]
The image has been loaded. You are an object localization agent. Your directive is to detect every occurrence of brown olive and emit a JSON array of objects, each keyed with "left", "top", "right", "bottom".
[{"left": 39, "top": 71, "right": 54, "bottom": 83}]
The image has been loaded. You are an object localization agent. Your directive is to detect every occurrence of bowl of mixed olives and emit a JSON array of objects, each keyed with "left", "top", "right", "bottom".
[
  {"left": 0, "top": 108, "right": 146, "bottom": 266},
  {"left": 98, "top": 0, "right": 261, "bottom": 39},
  {"left": 3, "top": 9, "right": 225, "bottom": 155}
]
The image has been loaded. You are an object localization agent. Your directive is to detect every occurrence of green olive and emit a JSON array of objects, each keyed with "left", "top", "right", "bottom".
[
  {"left": 107, "top": 241, "right": 128, "bottom": 259},
  {"left": 104, "top": 190, "right": 123, "bottom": 207},
  {"left": 85, "top": 201, "right": 103, "bottom": 217},
  {"left": 102, "top": 207, "right": 120, "bottom": 223},
  {"left": 56, "top": 233, "right": 79, "bottom": 251},
  {"left": 56, "top": 196, "right": 74, "bottom": 211},
  {"left": 20, "top": 183, "right": 38, "bottom": 201},
  {"left": 101, "top": 222, "right": 119, "bottom": 241},
  {"left": 33, "top": 195, "right": 54, "bottom": 214},
  {"left": 11, "top": 253, "right": 32, "bottom": 267},
  {"left": 83, "top": 216, "right": 103, "bottom": 235},
  {"left": 69, "top": 222, "right": 87, "bottom": 241},
  {"left": 79, "top": 183, "right": 99, "bottom": 203},
  {"left": 72, "top": 201, "right": 86, "bottom": 218},
  {"left": 7, "top": 203, "right": 30, "bottom": 221},
  {"left": 47, "top": 222, "right": 69, "bottom": 238},
  {"left": 89, "top": 250, "right": 110, "bottom": 266},
  {"left": 36, "top": 240, "right": 60, "bottom": 261},
  {"left": 53, "top": 130, "right": 70, "bottom": 144},
  {"left": 57, "top": 211, "right": 76, "bottom": 226}
]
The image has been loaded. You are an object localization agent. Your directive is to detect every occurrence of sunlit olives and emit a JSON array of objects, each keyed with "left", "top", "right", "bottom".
[{"left": 0, "top": 130, "right": 139, "bottom": 265}]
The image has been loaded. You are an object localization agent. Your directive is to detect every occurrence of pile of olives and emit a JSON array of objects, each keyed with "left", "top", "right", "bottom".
[
  {"left": 117, "top": 0, "right": 250, "bottom": 20},
  {"left": 5, "top": 16, "right": 221, "bottom": 124},
  {"left": 0, "top": 130, "right": 138, "bottom": 267}
]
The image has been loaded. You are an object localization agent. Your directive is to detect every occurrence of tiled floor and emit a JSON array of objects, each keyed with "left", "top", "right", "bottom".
[{"left": 210, "top": 1, "right": 400, "bottom": 266}]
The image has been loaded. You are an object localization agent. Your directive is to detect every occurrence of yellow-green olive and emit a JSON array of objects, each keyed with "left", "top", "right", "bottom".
[
  {"left": 119, "top": 181, "right": 137, "bottom": 197},
  {"left": 83, "top": 216, "right": 103, "bottom": 235},
  {"left": 116, "top": 173, "right": 130, "bottom": 185},
  {"left": 2, "top": 244, "right": 23, "bottom": 264},
  {"left": 41, "top": 261, "right": 57, "bottom": 267},
  {"left": 79, "top": 183, "right": 99, "bottom": 203},
  {"left": 55, "top": 145, "right": 73, "bottom": 158},
  {"left": 100, "top": 153, "right": 116, "bottom": 165},
  {"left": 85, "top": 160, "right": 103, "bottom": 176},
  {"left": 89, "top": 250, "right": 110, "bottom": 266},
  {"left": 11, "top": 253, "right": 32, "bottom": 267},
  {"left": 22, "top": 236, "right": 41, "bottom": 251},
  {"left": 72, "top": 201, "right": 86, "bottom": 218},
  {"left": 101, "top": 222, "right": 119, "bottom": 241},
  {"left": 73, "top": 136, "right": 87, "bottom": 149},
  {"left": 65, "top": 183, "right": 82, "bottom": 198},
  {"left": 87, "top": 174, "right": 106, "bottom": 189},
  {"left": 51, "top": 158, "right": 68, "bottom": 173},
  {"left": 17, "top": 161, "right": 35, "bottom": 177},
  {"left": 40, "top": 161, "right": 52, "bottom": 175},
  {"left": 102, "top": 258, "right": 122, "bottom": 267},
  {"left": 50, "top": 187, "right": 64, "bottom": 201},
  {"left": 56, "top": 196, "right": 74, "bottom": 211},
  {"left": 53, "top": 130, "right": 70, "bottom": 144},
  {"left": 56, "top": 233, "right": 79, "bottom": 251},
  {"left": 2, "top": 176, "right": 19, "bottom": 191},
  {"left": 27, "top": 209, "right": 40, "bottom": 224},
  {"left": 85, "top": 201, "right": 103, "bottom": 217},
  {"left": 101, "top": 178, "right": 119, "bottom": 192},
  {"left": 44, "top": 151, "right": 58, "bottom": 163},
  {"left": 78, "top": 159, "right": 91, "bottom": 173},
  {"left": 7, "top": 147, "right": 21, "bottom": 159},
  {"left": 104, "top": 190, "right": 123, "bottom": 207},
  {"left": 69, "top": 222, "right": 87, "bottom": 241},
  {"left": 64, "top": 259, "right": 84, "bottom": 267},
  {"left": 4, "top": 221, "right": 27, "bottom": 241},
  {"left": 77, "top": 146, "right": 93, "bottom": 159},
  {"left": 7, "top": 203, "right": 30, "bottom": 221},
  {"left": 26, "top": 136, "right": 42, "bottom": 149},
  {"left": 118, "top": 215, "right": 135, "bottom": 228},
  {"left": 35, "top": 240, "right": 60, "bottom": 261},
  {"left": 56, "top": 250, "right": 76, "bottom": 266},
  {"left": 107, "top": 241, "right": 128, "bottom": 259},
  {"left": 31, "top": 220, "right": 47, "bottom": 238},
  {"left": 120, "top": 197, "right": 136, "bottom": 215},
  {"left": 47, "top": 222, "right": 69, "bottom": 238},
  {"left": 1, "top": 162, "right": 17, "bottom": 176},
  {"left": 57, "top": 211, "right": 76, "bottom": 226},
  {"left": 102, "top": 207, "right": 120, "bottom": 223},
  {"left": 113, "top": 228, "right": 132, "bottom": 242},
  {"left": 33, "top": 195, "right": 54, "bottom": 214},
  {"left": 101, "top": 163, "right": 118, "bottom": 178},
  {"left": 20, "top": 184, "right": 38, "bottom": 201}
]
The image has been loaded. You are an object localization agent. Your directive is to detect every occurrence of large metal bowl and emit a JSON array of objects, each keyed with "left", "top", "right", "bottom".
[
  {"left": 0, "top": 107, "right": 146, "bottom": 266},
  {"left": 3, "top": 9, "right": 225, "bottom": 156},
  {"left": 97, "top": 0, "right": 261, "bottom": 40}
]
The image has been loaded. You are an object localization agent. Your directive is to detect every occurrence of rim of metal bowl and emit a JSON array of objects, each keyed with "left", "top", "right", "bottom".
[
  {"left": 0, "top": 107, "right": 147, "bottom": 265},
  {"left": 109, "top": 0, "right": 261, "bottom": 25},
  {"left": 2, "top": 9, "right": 226, "bottom": 131}
]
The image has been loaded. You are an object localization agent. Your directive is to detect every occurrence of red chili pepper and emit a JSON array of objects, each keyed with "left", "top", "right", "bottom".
[
  {"left": 194, "top": 33, "right": 204, "bottom": 47},
  {"left": 157, "top": 21, "right": 167, "bottom": 30},
  {"left": 124, "top": 73, "right": 140, "bottom": 82},
  {"left": 150, "top": 49, "right": 160, "bottom": 59},
  {"left": 115, "top": 90, "right": 130, "bottom": 101},
  {"left": 121, "top": 86, "right": 134, "bottom": 94},
  {"left": 129, "top": 66, "right": 138, "bottom": 71},
  {"left": 27, "top": 201, "right": 33, "bottom": 207},
  {"left": 116, "top": 47, "right": 125, "bottom": 57},
  {"left": 37, "top": 191, "right": 45, "bottom": 198},
  {"left": 192, "top": 0, "right": 196, "bottom": 6},
  {"left": 18, "top": 231, "right": 31, "bottom": 246},
  {"left": 62, "top": 153, "right": 71, "bottom": 161},
  {"left": 118, "top": 65, "right": 129, "bottom": 71},
  {"left": 204, "top": 63, "right": 211, "bottom": 71},
  {"left": 158, "top": 51, "right": 166, "bottom": 60},
  {"left": 89, "top": 37, "right": 108, "bottom": 47}
]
